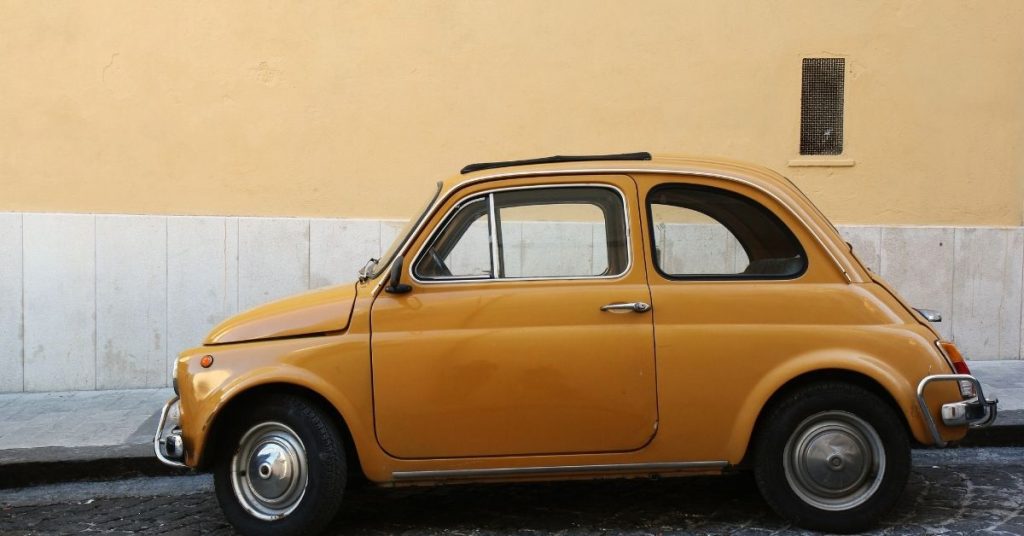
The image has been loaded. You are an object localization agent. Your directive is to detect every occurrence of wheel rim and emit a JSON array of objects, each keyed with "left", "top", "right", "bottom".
[
  {"left": 783, "top": 410, "right": 885, "bottom": 511},
  {"left": 230, "top": 422, "right": 309, "bottom": 521}
]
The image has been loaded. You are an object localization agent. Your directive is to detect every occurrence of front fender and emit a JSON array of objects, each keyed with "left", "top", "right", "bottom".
[{"left": 176, "top": 334, "right": 374, "bottom": 470}]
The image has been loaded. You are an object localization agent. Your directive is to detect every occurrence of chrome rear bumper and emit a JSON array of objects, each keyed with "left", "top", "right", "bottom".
[
  {"left": 916, "top": 374, "right": 998, "bottom": 447},
  {"left": 154, "top": 396, "right": 187, "bottom": 468}
]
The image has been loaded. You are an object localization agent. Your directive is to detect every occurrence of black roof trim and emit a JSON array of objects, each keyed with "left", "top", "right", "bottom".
[{"left": 460, "top": 152, "right": 652, "bottom": 174}]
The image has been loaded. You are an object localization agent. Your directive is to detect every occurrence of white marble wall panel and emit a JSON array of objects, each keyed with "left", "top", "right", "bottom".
[
  {"left": 952, "top": 228, "right": 1023, "bottom": 360},
  {"left": 838, "top": 225, "right": 882, "bottom": 273},
  {"left": 10, "top": 213, "right": 1024, "bottom": 394},
  {"left": 593, "top": 223, "right": 609, "bottom": 275},
  {"left": 95, "top": 216, "right": 167, "bottom": 389},
  {"left": 23, "top": 214, "right": 96, "bottom": 391},
  {"left": 659, "top": 223, "right": 742, "bottom": 275},
  {"left": 167, "top": 217, "right": 232, "bottom": 380},
  {"left": 499, "top": 222, "right": 523, "bottom": 277},
  {"left": 446, "top": 218, "right": 491, "bottom": 277},
  {"left": 0, "top": 215, "right": 23, "bottom": 392},
  {"left": 519, "top": 222, "right": 595, "bottom": 277},
  {"left": 225, "top": 218, "right": 239, "bottom": 315},
  {"left": 879, "top": 227, "right": 955, "bottom": 340},
  {"left": 237, "top": 218, "right": 310, "bottom": 311},
  {"left": 310, "top": 219, "right": 380, "bottom": 288},
  {"left": 379, "top": 220, "right": 407, "bottom": 258}
]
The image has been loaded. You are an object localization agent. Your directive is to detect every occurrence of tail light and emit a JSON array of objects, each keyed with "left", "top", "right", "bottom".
[{"left": 938, "top": 341, "right": 976, "bottom": 398}]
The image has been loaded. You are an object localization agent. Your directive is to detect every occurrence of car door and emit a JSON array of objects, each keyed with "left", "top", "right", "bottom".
[
  {"left": 638, "top": 176, "right": 858, "bottom": 460},
  {"left": 370, "top": 175, "right": 657, "bottom": 459}
]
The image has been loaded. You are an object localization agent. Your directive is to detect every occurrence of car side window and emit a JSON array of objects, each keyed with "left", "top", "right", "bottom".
[
  {"left": 414, "top": 186, "right": 629, "bottom": 281},
  {"left": 648, "top": 184, "right": 806, "bottom": 279},
  {"left": 414, "top": 198, "right": 492, "bottom": 279}
]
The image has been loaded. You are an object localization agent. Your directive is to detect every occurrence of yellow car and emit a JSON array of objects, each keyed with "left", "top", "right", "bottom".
[{"left": 155, "top": 153, "right": 997, "bottom": 535}]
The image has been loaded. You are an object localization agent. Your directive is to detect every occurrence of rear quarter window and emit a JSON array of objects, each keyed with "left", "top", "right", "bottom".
[{"left": 647, "top": 184, "right": 806, "bottom": 280}]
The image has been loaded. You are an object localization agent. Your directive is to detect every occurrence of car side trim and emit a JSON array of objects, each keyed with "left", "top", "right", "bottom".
[
  {"left": 391, "top": 460, "right": 728, "bottom": 481},
  {"left": 409, "top": 183, "right": 633, "bottom": 285}
]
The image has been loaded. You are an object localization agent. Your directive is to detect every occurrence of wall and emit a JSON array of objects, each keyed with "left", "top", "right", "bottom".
[
  {"left": 0, "top": 212, "right": 1021, "bottom": 393},
  {"left": 1, "top": 1, "right": 1023, "bottom": 225},
  {"left": 2, "top": 1, "right": 1023, "bottom": 391}
]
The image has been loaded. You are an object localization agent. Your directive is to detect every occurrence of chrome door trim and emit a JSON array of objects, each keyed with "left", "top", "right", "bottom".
[
  {"left": 391, "top": 460, "right": 728, "bottom": 481},
  {"left": 409, "top": 183, "right": 633, "bottom": 285},
  {"left": 488, "top": 193, "right": 500, "bottom": 278}
]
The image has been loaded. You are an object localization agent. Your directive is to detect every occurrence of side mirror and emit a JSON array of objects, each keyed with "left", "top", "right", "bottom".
[{"left": 385, "top": 254, "right": 412, "bottom": 294}]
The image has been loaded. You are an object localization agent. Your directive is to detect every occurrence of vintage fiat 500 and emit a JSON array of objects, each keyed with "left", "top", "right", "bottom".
[{"left": 156, "top": 153, "right": 996, "bottom": 535}]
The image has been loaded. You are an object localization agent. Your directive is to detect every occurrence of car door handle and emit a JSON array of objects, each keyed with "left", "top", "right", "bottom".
[{"left": 600, "top": 302, "right": 652, "bottom": 313}]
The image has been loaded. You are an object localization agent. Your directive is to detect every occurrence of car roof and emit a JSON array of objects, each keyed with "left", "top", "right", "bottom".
[{"left": 442, "top": 153, "right": 798, "bottom": 195}]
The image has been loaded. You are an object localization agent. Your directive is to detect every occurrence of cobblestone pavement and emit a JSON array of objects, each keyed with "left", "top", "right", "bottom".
[{"left": 1, "top": 448, "right": 1022, "bottom": 535}]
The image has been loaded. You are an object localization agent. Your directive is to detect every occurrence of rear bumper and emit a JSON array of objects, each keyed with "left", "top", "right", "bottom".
[
  {"left": 916, "top": 374, "right": 998, "bottom": 447},
  {"left": 154, "top": 396, "right": 188, "bottom": 468}
]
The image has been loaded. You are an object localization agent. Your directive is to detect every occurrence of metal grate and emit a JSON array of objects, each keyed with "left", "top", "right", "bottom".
[{"left": 800, "top": 58, "right": 845, "bottom": 155}]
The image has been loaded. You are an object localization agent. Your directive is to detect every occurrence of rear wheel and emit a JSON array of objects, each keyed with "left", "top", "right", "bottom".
[
  {"left": 214, "top": 395, "right": 347, "bottom": 536},
  {"left": 753, "top": 382, "right": 909, "bottom": 533}
]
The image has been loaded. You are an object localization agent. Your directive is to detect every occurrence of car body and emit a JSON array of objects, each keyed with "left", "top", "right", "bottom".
[{"left": 156, "top": 153, "right": 997, "bottom": 535}]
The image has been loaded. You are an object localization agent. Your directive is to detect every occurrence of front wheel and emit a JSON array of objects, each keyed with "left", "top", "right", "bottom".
[
  {"left": 753, "top": 382, "right": 910, "bottom": 533},
  {"left": 214, "top": 395, "right": 347, "bottom": 536}
]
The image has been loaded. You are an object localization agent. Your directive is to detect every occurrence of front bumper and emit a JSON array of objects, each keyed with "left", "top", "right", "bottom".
[
  {"left": 154, "top": 396, "right": 188, "bottom": 468},
  {"left": 916, "top": 374, "right": 998, "bottom": 447}
]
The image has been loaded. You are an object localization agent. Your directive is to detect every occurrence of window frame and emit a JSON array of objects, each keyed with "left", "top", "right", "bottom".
[
  {"left": 411, "top": 183, "right": 632, "bottom": 284},
  {"left": 413, "top": 197, "right": 493, "bottom": 281},
  {"left": 645, "top": 183, "right": 808, "bottom": 282}
]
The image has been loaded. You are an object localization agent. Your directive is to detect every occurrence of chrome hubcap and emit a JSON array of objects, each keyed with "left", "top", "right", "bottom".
[
  {"left": 783, "top": 411, "right": 885, "bottom": 511},
  {"left": 230, "top": 422, "right": 308, "bottom": 520}
]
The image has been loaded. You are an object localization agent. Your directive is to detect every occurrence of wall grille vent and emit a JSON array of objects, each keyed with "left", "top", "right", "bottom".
[{"left": 800, "top": 57, "right": 845, "bottom": 155}]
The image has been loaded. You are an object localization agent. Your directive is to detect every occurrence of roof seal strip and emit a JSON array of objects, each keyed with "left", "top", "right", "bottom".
[{"left": 460, "top": 152, "right": 652, "bottom": 174}]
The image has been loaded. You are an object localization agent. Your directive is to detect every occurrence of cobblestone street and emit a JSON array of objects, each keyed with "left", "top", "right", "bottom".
[{"left": 2, "top": 448, "right": 1022, "bottom": 535}]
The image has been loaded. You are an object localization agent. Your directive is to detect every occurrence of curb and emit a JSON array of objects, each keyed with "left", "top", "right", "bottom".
[
  {"left": 958, "top": 425, "right": 1024, "bottom": 448},
  {"left": 0, "top": 444, "right": 191, "bottom": 490},
  {"left": 0, "top": 456, "right": 191, "bottom": 490}
]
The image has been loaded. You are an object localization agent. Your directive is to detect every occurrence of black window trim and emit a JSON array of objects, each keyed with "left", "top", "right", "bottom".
[
  {"left": 411, "top": 183, "right": 633, "bottom": 284},
  {"left": 645, "top": 183, "right": 809, "bottom": 282},
  {"left": 413, "top": 197, "right": 492, "bottom": 281}
]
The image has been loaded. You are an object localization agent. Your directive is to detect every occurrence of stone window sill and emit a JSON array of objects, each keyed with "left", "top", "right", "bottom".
[{"left": 787, "top": 159, "right": 856, "bottom": 168}]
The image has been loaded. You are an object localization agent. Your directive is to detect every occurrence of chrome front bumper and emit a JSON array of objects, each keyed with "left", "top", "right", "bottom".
[
  {"left": 916, "top": 374, "right": 998, "bottom": 447},
  {"left": 154, "top": 396, "right": 188, "bottom": 468}
]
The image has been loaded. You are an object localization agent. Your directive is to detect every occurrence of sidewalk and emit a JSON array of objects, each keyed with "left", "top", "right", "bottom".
[
  {"left": 0, "top": 362, "right": 1021, "bottom": 488},
  {"left": 0, "top": 389, "right": 179, "bottom": 488}
]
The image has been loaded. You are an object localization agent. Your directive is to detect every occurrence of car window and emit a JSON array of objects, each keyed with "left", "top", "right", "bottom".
[
  {"left": 414, "top": 186, "right": 629, "bottom": 281},
  {"left": 414, "top": 198, "right": 492, "bottom": 279},
  {"left": 648, "top": 184, "right": 805, "bottom": 278}
]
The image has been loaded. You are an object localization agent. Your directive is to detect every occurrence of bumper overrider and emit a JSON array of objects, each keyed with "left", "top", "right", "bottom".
[
  {"left": 916, "top": 374, "right": 998, "bottom": 447},
  {"left": 155, "top": 396, "right": 188, "bottom": 468}
]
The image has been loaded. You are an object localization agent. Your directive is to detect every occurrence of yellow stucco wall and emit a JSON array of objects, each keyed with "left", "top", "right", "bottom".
[{"left": 2, "top": 1, "right": 1022, "bottom": 225}]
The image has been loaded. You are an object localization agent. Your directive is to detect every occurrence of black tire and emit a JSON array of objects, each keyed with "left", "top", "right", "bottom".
[
  {"left": 213, "top": 394, "right": 347, "bottom": 536},
  {"left": 752, "top": 382, "right": 910, "bottom": 534}
]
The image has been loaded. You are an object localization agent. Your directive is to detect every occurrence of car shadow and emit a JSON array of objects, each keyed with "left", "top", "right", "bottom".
[{"left": 328, "top": 472, "right": 789, "bottom": 535}]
